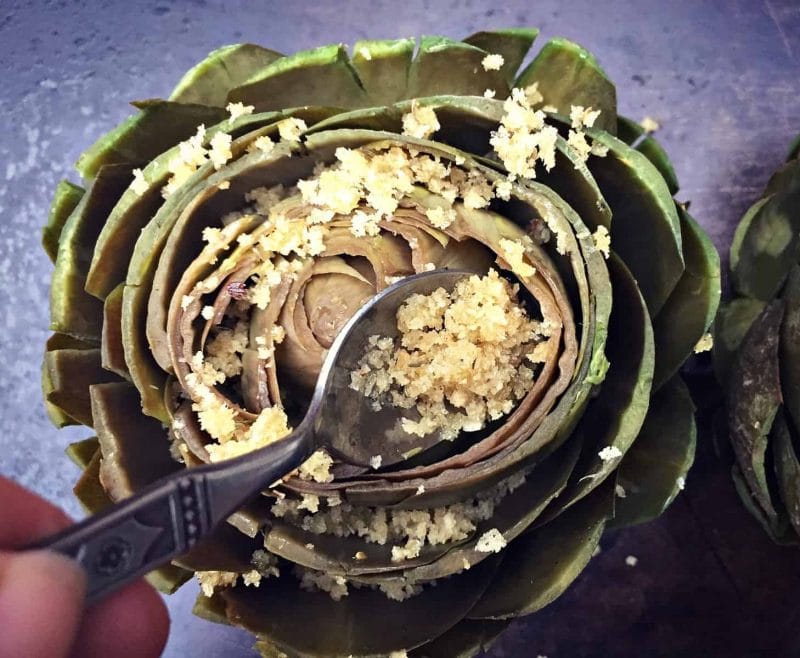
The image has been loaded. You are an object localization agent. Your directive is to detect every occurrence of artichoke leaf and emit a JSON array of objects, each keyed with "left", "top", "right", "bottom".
[
  {"left": 170, "top": 44, "right": 284, "bottom": 106},
  {"left": 409, "top": 618, "right": 510, "bottom": 658},
  {"left": 74, "top": 448, "right": 113, "bottom": 513},
  {"left": 780, "top": 265, "right": 800, "bottom": 432},
  {"left": 42, "top": 180, "right": 84, "bottom": 263},
  {"left": 584, "top": 128, "right": 683, "bottom": 315},
  {"left": 616, "top": 115, "right": 679, "bottom": 194},
  {"left": 351, "top": 39, "right": 414, "bottom": 107},
  {"left": 729, "top": 189, "right": 800, "bottom": 301},
  {"left": 90, "top": 381, "right": 178, "bottom": 501},
  {"left": 764, "top": 157, "right": 800, "bottom": 197},
  {"left": 467, "top": 478, "right": 613, "bottom": 619},
  {"left": 712, "top": 297, "right": 767, "bottom": 389},
  {"left": 727, "top": 300, "right": 786, "bottom": 522},
  {"left": 44, "top": 348, "right": 120, "bottom": 427},
  {"left": 221, "top": 556, "right": 499, "bottom": 657},
  {"left": 76, "top": 101, "right": 227, "bottom": 181},
  {"left": 463, "top": 28, "right": 540, "bottom": 85},
  {"left": 407, "top": 37, "right": 510, "bottom": 101},
  {"left": 101, "top": 284, "right": 130, "bottom": 379},
  {"left": 772, "top": 410, "right": 800, "bottom": 538},
  {"left": 611, "top": 375, "right": 696, "bottom": 528},
  {"left": 65, "top": 436, "right": 100, "bottom": 469},
  {"left": 543, "top": 253, "right": 653, "bottom": 516},
  {"left": 227, "top": 44, "right": 368, "bottom": 111},
  {"left": 651, "top": 204, "right": 721, "bottom": 389},
  {"left": 732, "top": 464, "right": 797, "bottom": 545},
  {"left": 516, "top": 37, "right": 617, "bottom": 134},
  {"left": 51, "top": 163, "right": 134, "bottom": 341}
]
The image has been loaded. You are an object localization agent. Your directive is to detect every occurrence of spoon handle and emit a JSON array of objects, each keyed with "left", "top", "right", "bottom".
[{"left": 27, "top": 428, "right": 310, "bottom": 605}]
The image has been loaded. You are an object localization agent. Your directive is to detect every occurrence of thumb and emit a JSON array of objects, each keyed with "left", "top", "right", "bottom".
[{"left": 0, "top": 550, "right": 87, "bottom": 658}]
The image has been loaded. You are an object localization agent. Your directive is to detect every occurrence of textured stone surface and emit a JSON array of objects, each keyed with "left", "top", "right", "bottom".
[{"left": 0, "top": 0, "right": 798, "bottom": 656}]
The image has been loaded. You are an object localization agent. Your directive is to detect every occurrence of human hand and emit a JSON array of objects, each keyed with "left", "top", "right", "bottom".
[{"left": 0, "top": 476, "right": 170, "bottom": 657}]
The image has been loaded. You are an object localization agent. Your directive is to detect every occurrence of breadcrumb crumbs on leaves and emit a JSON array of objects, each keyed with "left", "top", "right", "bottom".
[
  {"left": 625, "top": 555, "right": 639, "bottom": 567},
  {"left": 299, "top": 449, "right": 334, "bottom": 483},
  {"left": 209, "top": 132, "right": 233, "bottom": 170},
  {"left": 484, "top": 88, "right": 497, "bottom": 99},
  {"left": 402, "top": 101, "right": 440, "bottom": 139},
  {"left": 359, "top": 47, "right": 373, "bottom": 60},
  {"left": 226, "top": 101, "right": 254, "bottom": 124},
  {"left": 593, "top": 225, "right": 611, "bottom": 258},
  {"left": 130, "top": 168, "right": 147, "bottom": 196},
  {"left": 615, "top": 484, "right": 627, "bottom": 498},
  {"left": 598, "top": 445, "right": 623, "bottom": 461},
  {"left": 475, "top": 528, "right": 507, "bottom": 553},
  {"left": 481, "top": 53, "right": 504, "bottom": 71},
  {"left": 694, "top": 332, "right": 713, "bottom": 353},
  {"left": 677, "top": 476, "right": 686, "bottom": 490},
  {"left": 277, "top": 117, "right": 307, "bottom": 142},
  {"left": 640, "top": 116, "right": 661, "bottom": 133}
]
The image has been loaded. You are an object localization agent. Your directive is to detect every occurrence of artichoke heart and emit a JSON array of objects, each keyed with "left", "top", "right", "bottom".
[{"left": 42, "top": 28, "right": 719, "bottom": 657}]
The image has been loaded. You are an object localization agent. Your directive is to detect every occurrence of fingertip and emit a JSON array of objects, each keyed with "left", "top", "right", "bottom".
[
  {"left": 74, "top": 579, "right": 170, "bottom": 658},
  {"left": 0, "top": 550, "right": 87, "bottom": 657}
]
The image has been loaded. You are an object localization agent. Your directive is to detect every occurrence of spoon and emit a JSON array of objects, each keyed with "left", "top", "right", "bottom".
[{"left": 28, "top": 269, "right": 473, "bottom": 604}]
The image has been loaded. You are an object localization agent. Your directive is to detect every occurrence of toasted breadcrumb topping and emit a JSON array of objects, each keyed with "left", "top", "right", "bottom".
[
  {"left": 131, "top": 168, "right": 148, "bottom": 196},
  {"left": 350, "top": 270, "right": 543, "bottom": 440},
  {"left": 489, "top": 86, "right": 559, "bottom": 180},
  {"left": 693, "top": 333, "right": 713, "bottom": 353},
  {"left": 402, "top": 101, "right": 440, "bottom": 139},
  {"left": 226, "top": 101, "right": 255, "bottom": 124},
  {"left": 475, "top": 528, "right": 507, "bottom": 553},
  {"left": 592, "top": 225, "right": 611, "bottom": 258},
  {"left": 277, "top": 117, "right": 307, "bottom": 142},
  {"left": 640, "top": 116, "right": 660, "bottom": 133},
  {"left": 481, "top": 53, "right": 504, "bottom": 71}
]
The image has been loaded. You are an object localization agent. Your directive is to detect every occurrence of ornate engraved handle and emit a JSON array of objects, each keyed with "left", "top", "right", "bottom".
[
  {"left": 27, "top": 427, "right": 311, "bottom": 605},
  {"left": 28, "top": 472, "right": 209, "bottom": 604}
]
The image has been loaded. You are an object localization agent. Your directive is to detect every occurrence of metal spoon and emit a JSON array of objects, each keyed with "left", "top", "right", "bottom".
[{"left": 28, "top": 269, "right": 473, "bottom": 604}]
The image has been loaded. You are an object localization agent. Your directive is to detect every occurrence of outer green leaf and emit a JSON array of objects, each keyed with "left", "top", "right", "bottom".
[
  {"left": 772, "top": 410, "right": 800, "bottom": 538},
  {"left": 76, "top": 101, "right": 227, "bottom": 180},
  {"left": 788, "top": 133, "right": 800, "bottom": 161},
  {"left": 732, "top": 464, "right": 797, "bottom": 545},
  {"left": 467, "top": 480, "right": 612, "bottom": 619},
  {"left": 652, "top": 205, "right": 721, "bottom": 389},
  {"left": 91, "top": 381, "right": 178, "bottom": 501},
  {"left": 586, "top": 129, "right": 684, "bottom": 315},
  {"left": 44, "top": 348, "right": 120, "bottom": 427},
  {"left": 50, "top": 164, "right": 133, "bottom": 340},
  {"left": 616, "top": 115, "right": 679, "bottom": 194},
  {"left": 781, "top": 265, "right": 800, "bottom": 433},
  {"left": 463, "top": 28, "right": 539, "bottom": 84},
  {"left": 101, "top": 284, "right": 129, "bottom": 379},
  {"left": 407, "top": 36, "right": 510, "bottom": 99},
  {"left": 516, "top": 37, "right": 617, "bottom": 134},
  {"left": 351, "top": 38, "right": 414, "bottom": 106},
  {"left": 222, "top": 558, "right": 499, "bottom": 657},
  {"left": 730, "top": 189, "right": 800, "bottom": 301},
  {"left": 612, "top": 375, "right": 696, "bottom": 528},
  {"left": 42, "top": 180, "right": 84, "bottom": 263},
  {"left": 410, "top": 619, "right": 510, "bottom": 658},
  {"left": 169, "top": 44, "right": 283, "bottom": 106},
  {"left": 712, "top": 297, "right": 766, "bottom": 388},
  {"left": 727, "top": 301, "right": 785, "bottom": 523},
  {"left": 65, "top": 437, "right": 100, "bottom": 468},
  {"left": 227, "top": 44, "right": 368, "bottom": 111},
  {"left": 546, "top": 253, "right": 653, "bottom": 514},
  {"left": 765, "top": 158, "right": 800, "bottom": 196}
]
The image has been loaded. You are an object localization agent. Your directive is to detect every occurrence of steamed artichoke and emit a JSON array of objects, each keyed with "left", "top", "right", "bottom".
[
  {"left": 42, "top": 29, "right": 720, "bottom": 657},
  {"left": 714, "top": 134, "right": 800, "bottom": 545}
]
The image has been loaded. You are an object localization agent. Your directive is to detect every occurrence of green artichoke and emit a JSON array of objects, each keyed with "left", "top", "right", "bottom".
[
  {"left": 42, "top": 29, "right": 720, "bottom": 657},
  {"left": 714, "top": 134, "right": 800, "bottom": 545}
]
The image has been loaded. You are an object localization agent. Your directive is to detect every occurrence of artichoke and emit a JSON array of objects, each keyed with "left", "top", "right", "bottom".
[
  {"left": 714, "top": 134, "right": 800, "bottom": 544},
  {"left": 42, "top": 29, "right": 720, "bottom": 657}
]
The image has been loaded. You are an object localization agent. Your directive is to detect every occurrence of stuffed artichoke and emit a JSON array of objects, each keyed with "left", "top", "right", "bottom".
[
  {"left": 42, "top": 29, "right": 720, "bottom": 657},
  {"left": 714, "top": 134, "right": 800, "bottom": 545}
]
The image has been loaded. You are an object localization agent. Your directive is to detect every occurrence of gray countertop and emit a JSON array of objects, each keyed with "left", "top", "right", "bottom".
[{"left": 1, "top": 0, "right": 798, "bottom": 656}]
